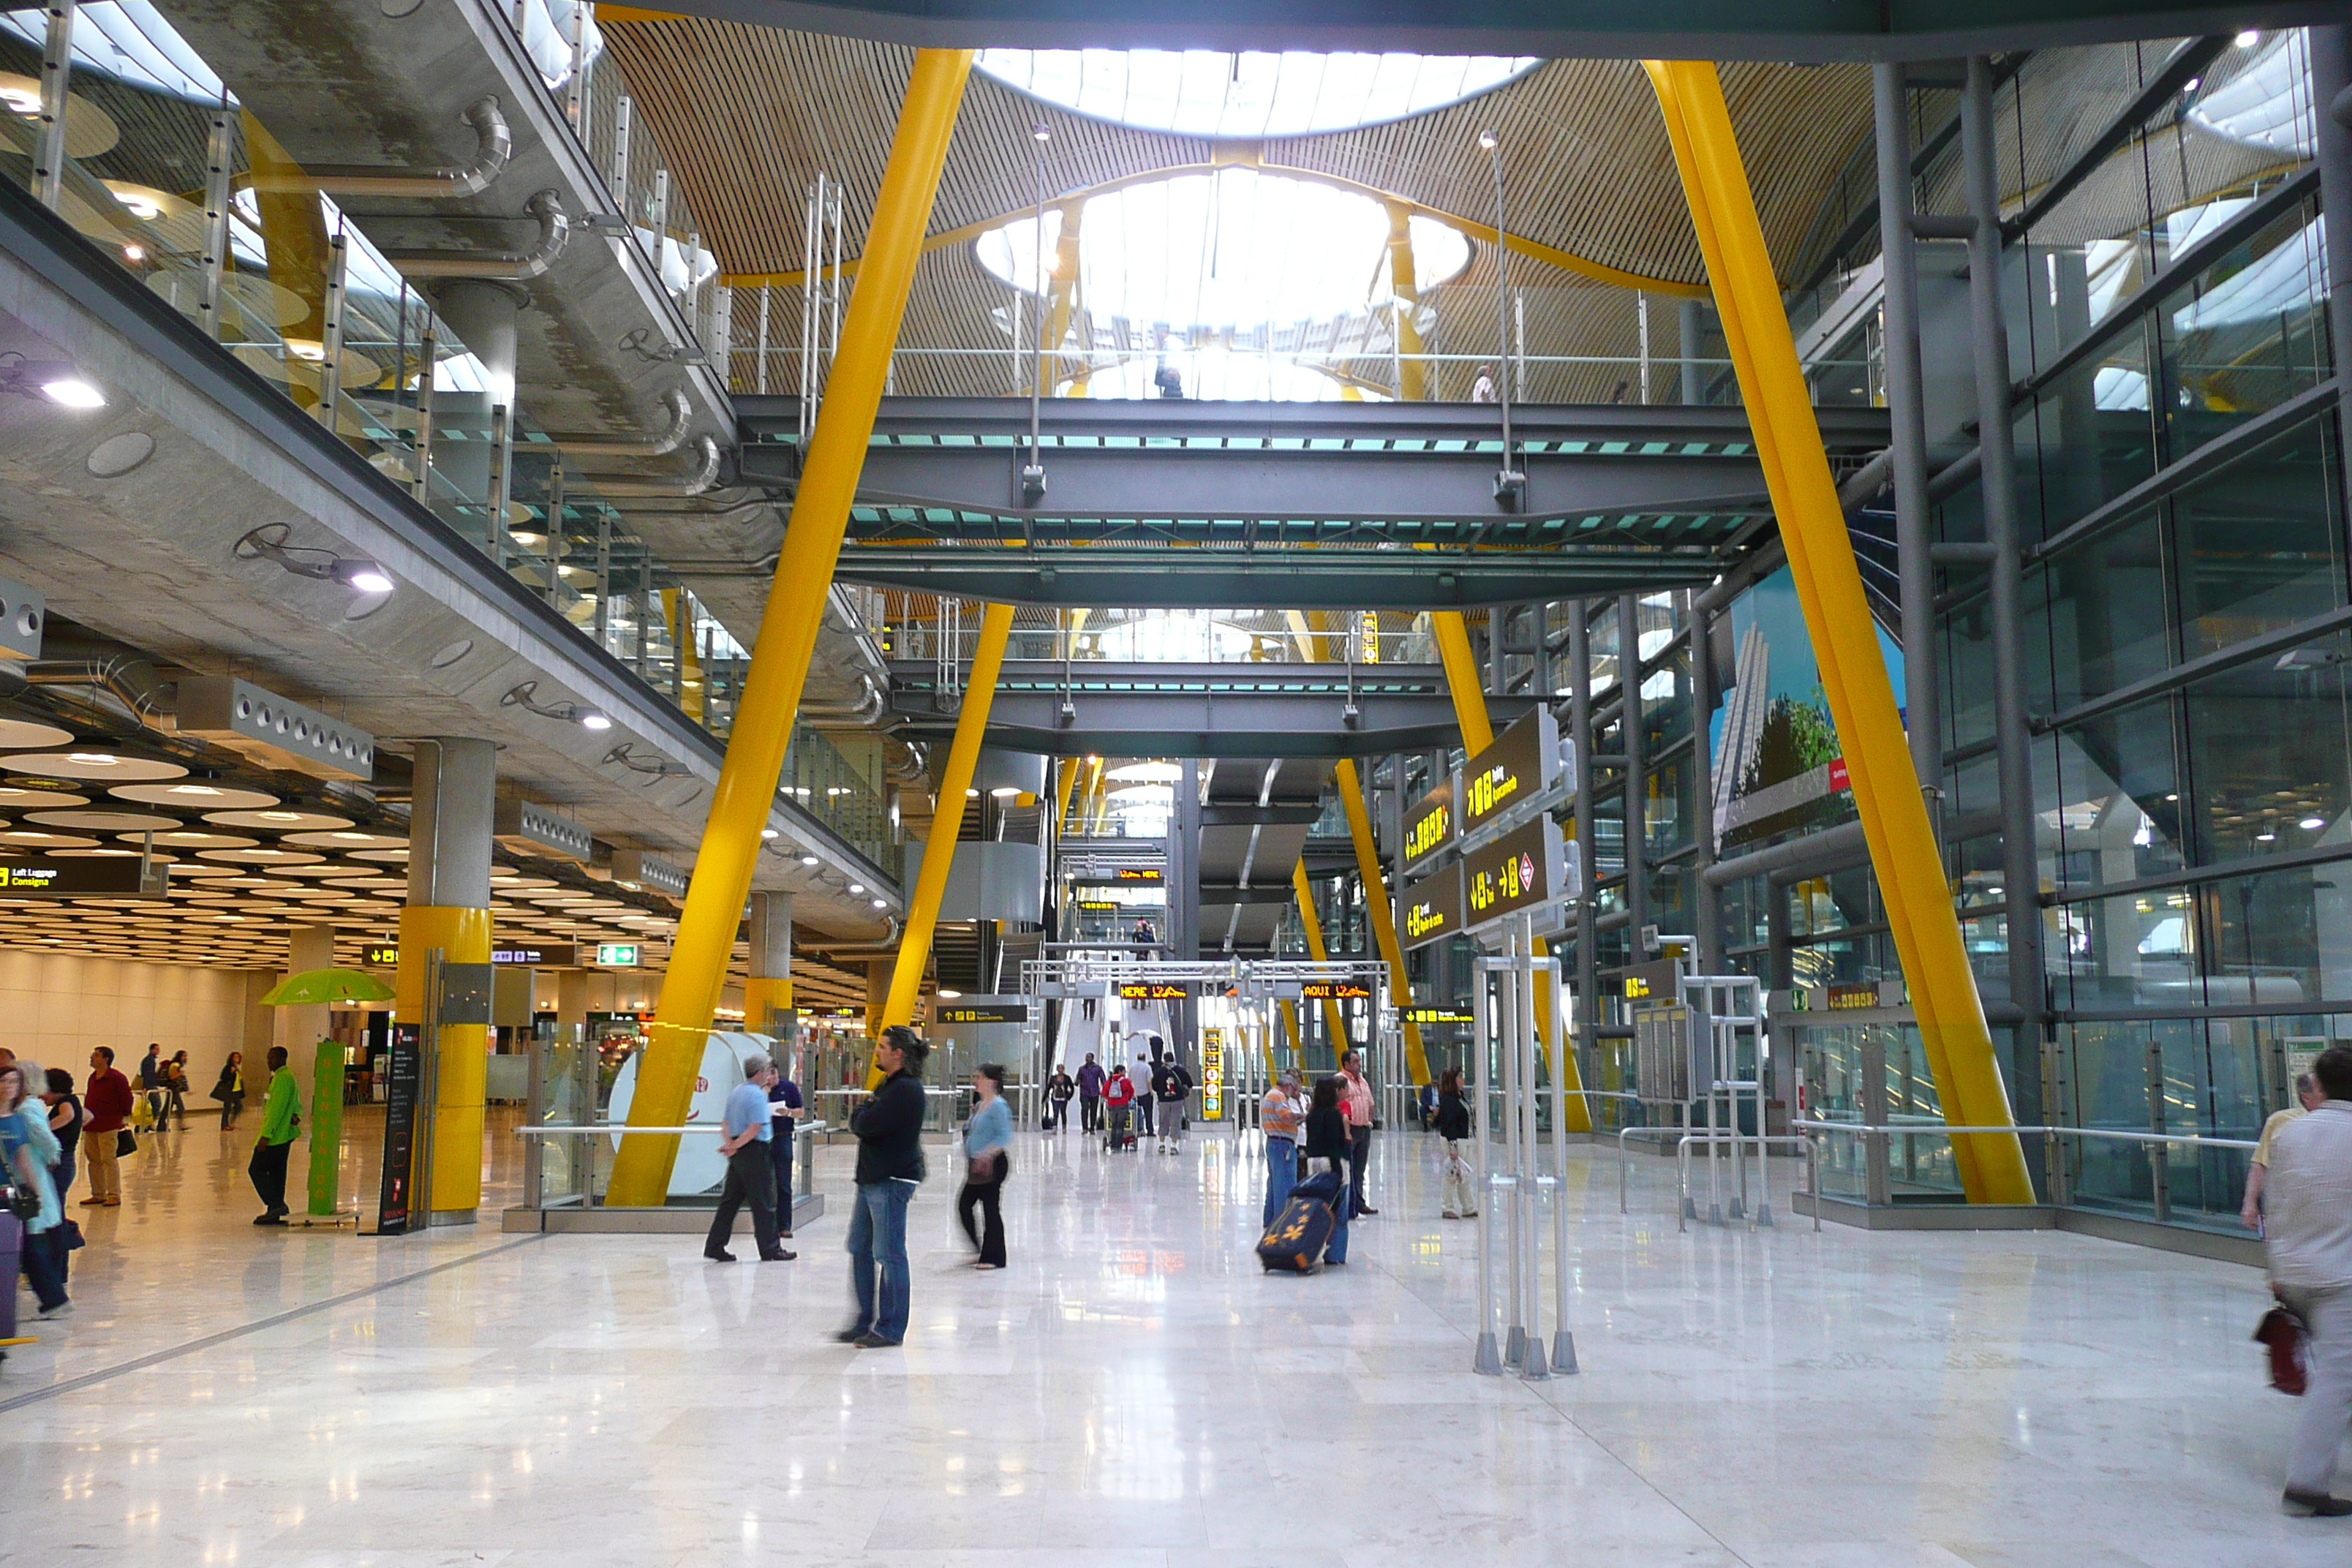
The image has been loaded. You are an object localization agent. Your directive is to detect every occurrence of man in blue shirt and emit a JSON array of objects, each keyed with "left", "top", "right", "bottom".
[
  {"left": 767, "top": 1058, "right": 804, "bottom": 1238},
  {"left": 704, "top": 1051, "right": 794, "bottom": 1263}
]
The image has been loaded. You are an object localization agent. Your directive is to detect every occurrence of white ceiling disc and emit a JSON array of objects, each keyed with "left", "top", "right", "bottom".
[
  {"left": 203, "top": 809, "right": 355, "bottom": 832},
  {"left": 0, "top": 829, "right": 100, "bottom": 848},
  {"left": 6, "top": 752, "right": 187, "bottom": 781},
  {"left": 123, "top": 830, "right": 259, "bottom": 848},
  {"left": 348, "top": 848, "right": 411, "bottom": 862},
  {"left": 195, "top": 848, "right": 327, "bottom": 866},
  {"left": 0, "top": 788, "right": 88, "bottom": 808},
  {"left": 29, "top": 810, "right": 182, "bottom": 831},
  {"left": 110, "top": 783, "right": 280, "bottom": 810},
  {"left": 0, "top": 719, "right": 73, "bottom": 750},
  {"left": 281, "top": 829, "right": 405, "bottom": 850}
]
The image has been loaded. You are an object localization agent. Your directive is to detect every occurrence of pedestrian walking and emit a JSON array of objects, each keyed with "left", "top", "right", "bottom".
[
  {"left": 1046, "top": 1063, "right": 1076, "bottom": 1131},
  {"left": 1131, "top": 1039, "right": 1158, "bottom": 1139},
  {"left": 136, "top": 1044, "right": 166, "bottom": 1132},
  {"left": 1076, "top": 1052, "right": 1106, "bottom": 1131},
  {"left": 163, "top": 1051, "right": 190, "bottom": 1132},
  {"left": 1, "top": 1058, "right": 67, "bottom": 1319},
  {"left": 42, "top": 1067, "right": 82, "bottom": 1202},
  {"left": 2247, "top": 1072, "right": 2328, "bottom": 1230},
  {"left": 248, "top": 1047, "right": 301, "bottom": 1224},
  {"left": 1341, "top": 1048, "right": 1378, "bottom": 1216},
  {"left": 957, "top": 1063, "right": 1011, "bottom": 1270},
  {"left": 1303, "top": 1075, "right": 1352, "bottom": 1266},
  {"left": 2265, "top": 1042, "right": 2352, "bottom": 1517},
  {"left": 1104, "top": 1063, "right": 1137, "bottom": 1147},
  {"left": 80, "top": 1047, "right": 132, "bottom": 1207},
  {"left": 213, "top": 1052, "right": 246, "bottom": 1131},
  {"left": 1260, "top": 1067, "right": 1304, "bottom": 1229},
  {"left": 841, "top": 1025, "right": 927, "bottom": 1348},
  {"left": 767, "top": 1055, "right": 805, "bottom": 1240},
  {"left": 1153, "top": 1055, "right": 1192, "bottom": 1153},
  {"left": 1437, "top": 1067, "right": 1478, "bottom": 1219},
  {"left": 704, "top": 1051, "right": 794, "bottom": 1264}
]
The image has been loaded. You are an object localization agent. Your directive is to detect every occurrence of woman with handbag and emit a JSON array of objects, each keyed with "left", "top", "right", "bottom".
[
  {"left": 214, "top": 1052, "right": 247, "bottom": 1131},
  {"left": 957, "top": 1063, "right": 1012, "bottom": 1270},
  {"left": 0, "top": 1058, "right": 69, "bottom": 1318},
  {"left": 1303, "top": 1075, "right": 1352, "bottom": 1267},
  {"left": 1436, "top": 1068, "right": 1478, "bottom": 1220}
]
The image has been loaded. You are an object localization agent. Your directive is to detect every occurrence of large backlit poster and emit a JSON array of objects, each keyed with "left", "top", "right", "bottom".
[{"left": 1708, "top": 566, "right": 1904, "bottom": 853}]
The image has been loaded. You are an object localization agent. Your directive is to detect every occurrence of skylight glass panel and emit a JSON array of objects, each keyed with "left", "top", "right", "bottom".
[{"left": 976, "top": 49, "right": 1540, "bottom": 139}]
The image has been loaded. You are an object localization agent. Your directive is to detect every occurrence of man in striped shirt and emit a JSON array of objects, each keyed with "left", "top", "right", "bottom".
[
  {"left": 1260, "top": 1068, "right": 1304, "bottom": 1229},
  {"left": 2267, "top": 1043, "right": 2352, "bottom": 1518}
]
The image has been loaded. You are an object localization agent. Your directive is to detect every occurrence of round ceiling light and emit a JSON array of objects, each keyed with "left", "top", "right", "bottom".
[
  {"left": 194, "top": 848, "right": 326, "bottom": 866},
  {"left": 110, "top": 783, "right": 281, "bottom": 810},
  {"left": 123, "top": 830, "right": 258, "bottom": 848},
  {"left": 281, "top": 829, "right": 406, "bottom": 850},
  {"left": 0, "top": 719, "right": 73, "bottom": 750},
  {"left": 202, "top": 809, "right": 355, "bottom": 832},
  {"left": 0, "top": 787, "right": 88, "bottom": 808},
  {"left": 0, "top": 829, "right": 100, "bottom": 848},
  {"left": 6, "top": 751, "right": 188, "bottom": 781},
  {"left": 28, "top": 810, "right": 182, "bottom": 832},
  {"left": 974, "top": 50, "right": 1539, "bottom": 138}
]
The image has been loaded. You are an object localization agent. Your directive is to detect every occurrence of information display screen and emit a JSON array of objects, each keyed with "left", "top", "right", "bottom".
[
  {"left": 1300, "top": 981, "right": 1372, "bottom": 1000},
  {"left": 1401, "top": 774, "right": 1455, "bottom": 877},
  {"left": 1460, "top": 707, "right": 1561, "bottom": 834},
  {"left": 376, "top": 1022, "right": 422, "bottom": 1236},
  {"left": 1117, "top": 981, "right": 1188, "bottom": 1000}
]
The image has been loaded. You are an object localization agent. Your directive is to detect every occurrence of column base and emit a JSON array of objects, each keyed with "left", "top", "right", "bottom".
[{"left": 425, "top": 1208, "right": 479, "bottom": 1228}]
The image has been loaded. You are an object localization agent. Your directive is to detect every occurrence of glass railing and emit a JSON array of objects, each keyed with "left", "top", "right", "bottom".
[{"left": 889, "top": 606, "right": 1454, "bottom": 667}]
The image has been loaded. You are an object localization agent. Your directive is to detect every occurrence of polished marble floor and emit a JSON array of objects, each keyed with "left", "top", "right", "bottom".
[{"left": 1, "top": 1113, "right": 2343, "bottom": 1567}]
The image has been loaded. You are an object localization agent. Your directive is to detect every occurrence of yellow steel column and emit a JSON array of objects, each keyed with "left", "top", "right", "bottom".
[
  {"left": 881, "top": 600, "right": 1016, "bottom": 1035},
  {"left": 1336, "top": 758, "right": 1429, "bottom": 1087},
  {"left": 1290, "top": 860, "right": 1352, "bottom": 1051},
  {"left": 1385, "top": 200, "right": 1428, "bottom": 401},
  {"left": 1643, "top": 59, "right": 2029, "bottom": 1202},
  {"left": 1433, "top": 611, "right": 1589, "bottom": 1130},
  {"left": 608, "top": 49, "right": 973, "bottom": 1205}
]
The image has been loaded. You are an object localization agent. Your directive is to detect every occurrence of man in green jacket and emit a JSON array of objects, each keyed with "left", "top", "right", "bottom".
[{"left": 249, "top": 1046, "right": 301, "bottom": 1226}]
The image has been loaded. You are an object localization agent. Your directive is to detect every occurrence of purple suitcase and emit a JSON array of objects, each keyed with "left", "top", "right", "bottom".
[{"left": 0, "top": 1211, "right": 20, "bottom": 1343}]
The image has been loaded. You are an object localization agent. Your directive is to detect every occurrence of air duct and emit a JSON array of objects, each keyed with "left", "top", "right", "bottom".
[
  {"left": 245, "top": 97, "right": 511, "bottom": 199},
  {"left": 587, "top": 434, "right": 723, "bottom": 497},
  {"left": 385, "top": 189, "right": 569, "bottom": 280},
  {"left": 547, "top": 387, "right": 692, "bottom": 457}
]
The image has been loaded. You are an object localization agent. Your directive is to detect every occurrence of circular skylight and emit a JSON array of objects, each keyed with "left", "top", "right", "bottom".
[{"left": 978, "top": 50, "right": 1540, "bottom": 139}]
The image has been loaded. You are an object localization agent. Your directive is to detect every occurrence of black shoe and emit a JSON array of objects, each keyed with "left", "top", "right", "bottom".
[
  {"left": 705, "top": 1249, "right": 737, "bottom": 1263},
  {"left": 851, "top": 1333, "right": 902, "bottom": 1349},
  {"left": 835, "top": 1327, "right": 869, "bottom": 1343},
  {"left": 759, "top": 1250, "right": 797, "bottom": 1262},
  {"left": 1357, "top": 1205, "right": 1380, "bottom": 1216},
  {"left": 253, "top": 1213, "right": 286, "bottom": 1226},
  {"left": 2283, "top": 1489, "right": 2352, "bottom": 1517}
]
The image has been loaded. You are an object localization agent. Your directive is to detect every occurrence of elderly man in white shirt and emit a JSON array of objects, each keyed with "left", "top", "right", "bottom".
[{"left": 2265, "top": 1042, "right": 2352, "bottom": 1518}]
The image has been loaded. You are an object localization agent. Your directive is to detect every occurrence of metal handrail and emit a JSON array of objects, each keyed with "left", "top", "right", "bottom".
[
  {"left": 1674, "top": 1133, "right": 1821, "bottom": 1233},
  {"left": 516, "top": 1121, "right": 833, "bottom": 1138},
  {"left": 1791, "top": 1119, "right": 2257, "bottom": 1152}
]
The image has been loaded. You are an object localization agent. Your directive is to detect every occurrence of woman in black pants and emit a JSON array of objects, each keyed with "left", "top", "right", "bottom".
[
  {"left": 957, "top": 1063, "right": 1013, "bottom": 1270},
  {"left": 1303, "top": 1075, "right": 1352, "bottom": 1266}
]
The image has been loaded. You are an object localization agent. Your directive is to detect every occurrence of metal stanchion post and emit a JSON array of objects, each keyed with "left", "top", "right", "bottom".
[
  {"left": 1471, "top": 960, "right": 1502, "bottom": 1375},
  {"left": 1516, "top": 914, "right": 1550, "bottom": 1379},
  {"left": 1499, "top": 941, "right": 1526, "bottom": 1370},
  {"left": 1547, "top": 947, "right": 1577, "bottom": 1373}
]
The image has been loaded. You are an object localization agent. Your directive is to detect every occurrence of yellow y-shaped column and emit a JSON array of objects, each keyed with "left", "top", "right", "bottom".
[
  {"left": 1335, "top": 758, "right": 1430, "bottom": 1087},
  {"left": 608, "top": 50, "right": 973, "bottom": 1205},
  {"left": 1290, "top": 861, "right": 1352, "bottom": 1052},
  {"left": 1643, "top": 59, "right": 2029, "bottom": 1202},
  {"left": 1433, "top": 612, "right": 1591, "bottom": 1131}
]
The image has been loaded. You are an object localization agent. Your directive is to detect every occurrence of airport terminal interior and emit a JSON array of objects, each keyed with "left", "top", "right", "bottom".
[{"left": 2, "top": 0, "right": 2351, "bottom": 1561}]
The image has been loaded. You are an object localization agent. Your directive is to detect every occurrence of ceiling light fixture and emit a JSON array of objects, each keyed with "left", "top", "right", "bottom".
[
  {"left": 234, "top": 522, "right": 394, "bottom": 596},
  {"left": 602, "top": 744, "right": 691, "bottom": 777},
  {"left": 2301, "top": 816, "right": 2326, "bottom": 830},
  {"left": 799, "top": 854, "right": 819, "bottom": 867},
  {"left": 501, "top": 679, "right": 613, "bottom": 731},
  {"left": 2235, "top": 28, "right": 2261, "bottom": 46},
  {"left": 0, "top": 353, "right": 106, "bottom": 409}
]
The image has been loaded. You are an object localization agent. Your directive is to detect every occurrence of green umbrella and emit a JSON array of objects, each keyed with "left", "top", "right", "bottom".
[{"left": 258, "top": 967, "right": 397, "bottom": 1006}]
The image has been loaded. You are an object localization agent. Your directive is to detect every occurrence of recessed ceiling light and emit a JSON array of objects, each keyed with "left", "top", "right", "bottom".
[
  {"left": 39, "top": 378, "right": 106, "bottom": 410},
  {"left": 800, "top": 855, "right": 818, "bottom": 866},
  {"left": 848, "top": 883, "right": 865, "bottom": 894},
  {"left": 872, "top": 898, "right": 886, "bottom": 908},
  {"left": 2257, "top": 832, "right": 2277, "bottom": 842},
  {"left": 2301, "top": 816, "right": 2326, "bottom": 831},
  {"left": 2236, "top": 28, "right": 2261, "bottom": 46}
]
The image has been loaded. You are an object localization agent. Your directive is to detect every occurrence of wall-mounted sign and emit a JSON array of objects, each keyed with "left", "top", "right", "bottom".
[
  {"left": 1826, "top": 982, "right": 1881, "bottom": 1011},
  {"left": 1300, "top": 981, "right": 1373, "bottom": 1000},
  {"left": 1117, "top": 981, "right": 1188, "bottom": 1000},
  {"left": 1401, "top": 774, "right": 1455, "bottom": 877},
  {"left": 0, "top": 858, "right": 167, "bottom": 897},
  {"left": 1461, "top": 706, "right": 1561, "bottom": 834},
  {"left": 1400, "top": 863, "right": 1463, "bottom": 951},
  {"left": 1462, "top": 816, "right": 1565, "bottom": 928},
  {"left": 933, "top": 1002, "right": 1028, "bottom": 1025},
  {"left": 808, "top": 1006, "right": 863, "bottom": 1020},
  {"left": 1406, "top": 1007, "right": 1475, "bottom": 1025},
  {"left": 1077, "top": 898, "right": 1120, "bottom": 911},
  {"left": 595, "top": 942, "right": 641, "bottom": 967},
  {"left": 366, "top": 943, "right": 577, "bottom": 968}
]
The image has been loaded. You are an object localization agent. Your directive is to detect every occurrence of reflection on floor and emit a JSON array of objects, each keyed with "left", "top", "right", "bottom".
[{"left": 1, "top": 1117, "right": 2341, "bottom": 1566}]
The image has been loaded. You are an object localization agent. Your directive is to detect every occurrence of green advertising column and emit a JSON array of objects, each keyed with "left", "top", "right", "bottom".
[{"left": 306, "top": 1036, "right": 345, "bottom": 1218}]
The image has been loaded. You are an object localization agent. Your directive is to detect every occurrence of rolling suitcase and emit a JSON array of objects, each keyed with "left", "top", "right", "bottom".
[
  {"left": 0, "top": 1210, "right": 20, "bottom": 1346},
  {"left": 1258, "top": 1169, "right": 1343, "bottom": 1273}
]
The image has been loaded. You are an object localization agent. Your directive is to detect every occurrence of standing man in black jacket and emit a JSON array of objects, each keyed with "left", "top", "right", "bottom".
[{"left": 840, "top": 1026, "right": 929, "bottom": 1349}]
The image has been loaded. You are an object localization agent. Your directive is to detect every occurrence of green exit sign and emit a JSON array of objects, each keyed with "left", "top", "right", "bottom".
[{"left": 595, "top": 942, "right": 640, "bottom": 967}]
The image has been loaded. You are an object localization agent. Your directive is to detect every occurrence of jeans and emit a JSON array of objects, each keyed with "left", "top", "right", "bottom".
[
  {"left": 2282, "top": 1283, "right": 2352, "bottom": 1496},
  {"left": 1079, "top": 1094, "right": 1101, "bottom": 1131},
  {"left": 957, "top": 1150, "right": 1009, "bottom": 1267},
  {"left": 707, "top": 1144, "right": 781, "bottom": 1258},
  {"left": 1322, "top": 1158, "right": 1351, "bottom": 1264},
  {"left": 20, "top": 1226, "right": 66, "bottom": 1311},
  {"left": 1137, "top": 1095, "right": 1155, "bottom": 1136},
  {"left": 769, "top": 1134, "right": 795, "bottom": 1232},
  {"left": 1262, "top": 1137, "right": 1297, "bottom": 1229},
  {"left": 51, "top": 1153, "right": 74, "bottom": 1204},
  {"left": 1349, "top": 1125, "right": 1372, "bottom": 1212},
  {"left": 249, "top": 1138, "right": 293, "bottom": 1214},
  {"left": 847, "top": 1178, "right": 915, "bottom": 1343}
]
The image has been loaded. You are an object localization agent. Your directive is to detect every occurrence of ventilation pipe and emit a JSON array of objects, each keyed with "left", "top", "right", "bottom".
[
  {"left": 245, "top": 98, "right": 511, "bottom": 198},
  {"left": 798, "top": 670, "right": 886, "bottom": 723},
  {"left": 547, "top": 387, "right": 692, "bottom": 457},
  {"left": 587, "top": 434, "right": 723, "bottom": 497},
  {"left": 385, "top": 189, "right": 570, "bottom": 280}
]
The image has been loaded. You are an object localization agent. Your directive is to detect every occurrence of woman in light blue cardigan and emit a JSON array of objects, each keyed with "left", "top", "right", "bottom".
[
  {"left": 1, "top": 1058, "right": 67, "bottom": 1318},
  {"left": 958, "top": 1063, "right": 1013, "bottom": 1270}
]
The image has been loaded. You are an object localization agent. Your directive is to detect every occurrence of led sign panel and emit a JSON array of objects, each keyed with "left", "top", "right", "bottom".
[
  {"left": 1300, "top": 981, "right": 1372, "bottom": 1000},
  {"left": 1117, "top": 981, "right": 1188, "bottom": 1000},
  {"left": 1460, "top": 706, "right": 1560, "bottom": 834},
  {"left": 1462, "top": 817, "right": 1565, "bottom": 928}
]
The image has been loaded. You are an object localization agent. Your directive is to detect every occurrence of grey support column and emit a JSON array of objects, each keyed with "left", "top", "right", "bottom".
[
  {"left": 1685, "top": 590, "right": 1722, "bottom": 971},
  {"left": 2312, "top": 28, "right": 2352, "bottom": 516},
  {"left": 1679, "top": 298, "right": 1705, "bottom": 406},
  {"left": 1961, "top": 56, "right": 2048, "bottom": 1081},
  {"left": 1874, "top": 62, "right": 1944, "bottom": 837},
  {"left": 1619, "top": 594, "right": 1648, "bottom": 955},
  {"left": 1176, "top": 757, "right": 1201, "bottom": 1064},
  {"left": 1568, "top": 606, "right": 1599, "bottom": 1071},
  {"left": 747, "top": 891, "right": 794, "bottom": 1036}
]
